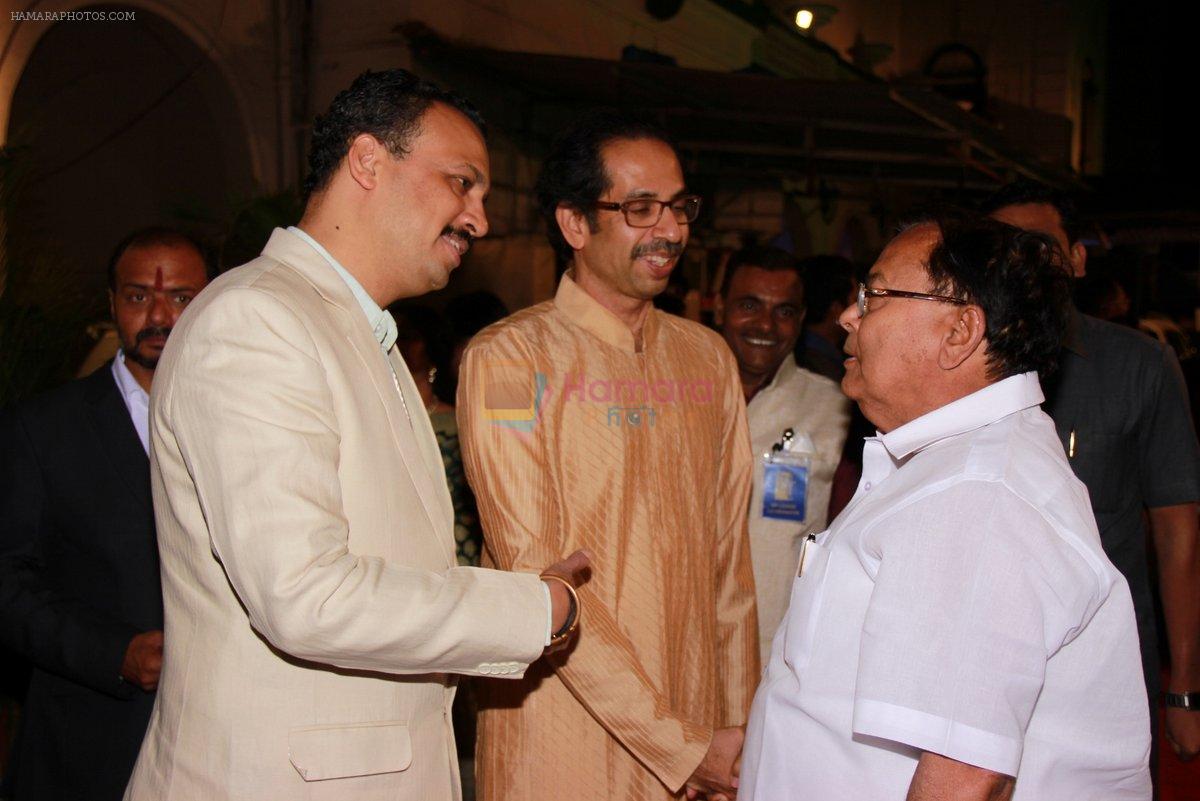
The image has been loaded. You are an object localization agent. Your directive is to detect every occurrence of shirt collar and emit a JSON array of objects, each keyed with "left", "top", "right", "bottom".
[
  {"left": 111, "top": 349, "right": 148, "bottom": 404},
  {"left": 752, "top": 354, "right": 799, "bottom": 403},
  {"left": 879, "top": 372, "right": 1045, "bottom": 461},
  {"left": 288, "top": 226, "right": 397, "bottom": 351},
  {"left": 554, "top": 271, "right": 660, "bottom": 354}
]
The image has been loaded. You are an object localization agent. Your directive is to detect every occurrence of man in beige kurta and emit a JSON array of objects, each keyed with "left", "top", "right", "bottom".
[{"left": 459, "top": 113, "right": 759, "bottom": 800}]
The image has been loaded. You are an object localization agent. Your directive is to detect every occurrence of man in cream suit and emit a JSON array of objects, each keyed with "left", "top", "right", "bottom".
[{"left": 124, "top": 70, "right": 587, "bottom": 801}]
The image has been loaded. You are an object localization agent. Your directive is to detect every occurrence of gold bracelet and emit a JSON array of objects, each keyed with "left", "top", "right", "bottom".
[{"left": 541, "top": 573, "right": 581, "bottom": 647}]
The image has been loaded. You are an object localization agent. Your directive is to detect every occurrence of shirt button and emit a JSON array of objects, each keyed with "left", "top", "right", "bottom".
[{"left": 864, "top": 481, "right": 872, "bottom": 491}]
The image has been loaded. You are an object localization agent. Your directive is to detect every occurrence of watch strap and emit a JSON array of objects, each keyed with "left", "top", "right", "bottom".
[{"left": 1165, "top": 691, "right": 1200, "bottom": 710}]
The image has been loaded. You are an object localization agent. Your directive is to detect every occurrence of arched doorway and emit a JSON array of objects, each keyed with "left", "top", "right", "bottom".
[{"left": 4, "top": 4, "right": 254, "bottom": 303}]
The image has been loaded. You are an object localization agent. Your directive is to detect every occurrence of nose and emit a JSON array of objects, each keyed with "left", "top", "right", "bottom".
[
  {"left": 837, "top": 301, "right": 859, "bottom": 334},
  {"left": 748, "top": 306, "right": 773, "bottom": 334},
  {"left": 148, "top": 292, "right": 171, "bottom": 326},
  {"left": 460, "top": 195, "right": 489, "bottom": 240},
  {"left": 651, "top": 205, "right": 684, "bottom": 242}
]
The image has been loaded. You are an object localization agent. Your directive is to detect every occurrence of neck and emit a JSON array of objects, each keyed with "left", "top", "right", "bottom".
[
  {"left": 297, "top": 206, "right": 391, "bottom": 306},
  {"left": 572, "top": 269, "right": 652, "bottom": 335},
  {"left": 126, "top": 360, "right": 154, "bottom": 394},
  {"left": 740, "top": 362, "right": 781, "bottom": 404}
]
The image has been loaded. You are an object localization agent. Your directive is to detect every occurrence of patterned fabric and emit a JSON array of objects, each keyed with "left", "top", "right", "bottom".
[
  {"left": 429, "top": 409, "right": 483, "bottom": 567},
  {"left": 459, "top": 273, "right": 759, "bottom": 801}
]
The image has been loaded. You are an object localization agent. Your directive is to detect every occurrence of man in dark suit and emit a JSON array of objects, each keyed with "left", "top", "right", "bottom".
[{"left": 0, "top": 228, "right": 210, "bottom": 800}]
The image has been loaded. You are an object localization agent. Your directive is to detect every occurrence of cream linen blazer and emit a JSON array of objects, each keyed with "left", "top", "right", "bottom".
[{"left": 124, "top": 229, "right": 547, "bottom": 801}]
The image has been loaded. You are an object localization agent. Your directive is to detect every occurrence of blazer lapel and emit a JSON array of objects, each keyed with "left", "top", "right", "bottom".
[
  {"left": 260, "top": 229, "right": 456, "bottom": 567},
  {"left": 340, "top": 326, "right": 454, "bottom": 569},
  {"left": 386, "top": 346, "right": 455, "bottom": 529},
  {"left": 83, "top": 366, "right": 150, "bottom": 510}
]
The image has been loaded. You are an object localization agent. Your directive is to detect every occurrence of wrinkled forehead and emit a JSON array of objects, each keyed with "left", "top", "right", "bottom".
[
  {"left": 869, "top": 223, "right": 940, "bottom": 289},
  {"left": 412, "top": 102, "right": 491, "bottom": 178},
  {"left": 728, "top": 265, "right": 804, "bottom": 303},
  {"left": 116, "top": 243, "right": 207, "bottom": 287},
  {"left": 599, "top": 137, "right": 684, "bottom": 198}
]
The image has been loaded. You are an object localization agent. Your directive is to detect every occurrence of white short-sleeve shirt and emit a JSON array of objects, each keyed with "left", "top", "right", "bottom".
[{"left": 740, "top": 372, "right": 1151, "bottom": 801}]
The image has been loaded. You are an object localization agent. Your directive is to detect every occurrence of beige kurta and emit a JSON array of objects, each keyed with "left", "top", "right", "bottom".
[{"left": 458, "top": 274, "right": 760, "bottom": 800}]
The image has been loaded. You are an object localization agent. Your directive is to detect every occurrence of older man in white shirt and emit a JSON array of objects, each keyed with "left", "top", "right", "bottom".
[{"left": 739, "top": 214, "right": 1151, "bottom": 800}]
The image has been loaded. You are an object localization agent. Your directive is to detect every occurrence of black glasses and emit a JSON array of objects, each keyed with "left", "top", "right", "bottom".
[
  {"left": 856, "top": 282, "right": 967, "bottom": 318},
  {"left": 592, "top": 195, "right": 702, "bottom": 228}
]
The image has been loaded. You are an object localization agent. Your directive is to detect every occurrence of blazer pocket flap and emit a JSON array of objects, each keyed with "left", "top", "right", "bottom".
[{"left": 289, "top": 721, "right": 412, "bottom": 781}]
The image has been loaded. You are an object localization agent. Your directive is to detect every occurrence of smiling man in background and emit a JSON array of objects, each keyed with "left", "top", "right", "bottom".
[
  {"left": 459, "top": 111, "right": 758, "bottom": 801},
  {"left": 716, "top": 246, "right": 849, "bottom": 663}
]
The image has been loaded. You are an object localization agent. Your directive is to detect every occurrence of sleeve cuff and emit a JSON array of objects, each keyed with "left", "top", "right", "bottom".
[
  {"left": 659, "top": 728, "right": 713, "bottom": 793},
  {"left": 852, "top": 698, "right": 1022, "bottom": 777},
  {"left": 541, "top": 580, "right": 552, "bottom": 646}
]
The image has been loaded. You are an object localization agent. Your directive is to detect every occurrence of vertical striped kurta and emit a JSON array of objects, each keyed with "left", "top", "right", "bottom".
[{"left": 458, "top": 274, "right": 759, "bottom": 800}]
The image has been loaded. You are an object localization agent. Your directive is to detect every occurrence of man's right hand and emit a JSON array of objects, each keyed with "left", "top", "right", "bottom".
[
  {"left": 685, "top": 726, "right": 744, "bottom": 800},
  {"left": 540, "top": 549, "right": 592, "bottom": 651},
  {"left": 120, "top": 629, "right": 164, "bottom": 691}
]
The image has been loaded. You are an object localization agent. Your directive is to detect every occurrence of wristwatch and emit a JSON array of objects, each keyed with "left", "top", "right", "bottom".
[{"left": 1165, "top": 691, "right": 1200, "bottom": 711}]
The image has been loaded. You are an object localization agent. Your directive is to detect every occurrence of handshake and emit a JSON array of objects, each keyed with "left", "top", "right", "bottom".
[
  {"left": 685, "top": 726, "right": 745, "bottom": 801},
  {"left": 538, "top": 551, "right": 745, "bottom": 800}
]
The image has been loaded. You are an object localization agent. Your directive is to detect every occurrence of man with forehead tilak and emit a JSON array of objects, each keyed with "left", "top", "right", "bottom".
[
  {"left": 739, "top": 214, "right": 1151, "bottom": 800},
  {"left": 459, "top": 112, "right": 758, "bottom": 801}
]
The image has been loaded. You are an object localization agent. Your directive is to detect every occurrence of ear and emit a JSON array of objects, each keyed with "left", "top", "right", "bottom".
[
  {"left": 712, "top": 293, "right": 725, "bottom": 326},
  {"left": 937, "top": 304, "right": 986, "bottom": 371},
  {"left": 346, "top": 134, "right": 384, "bottom": 191},
  {"left": 555, "top": 204, "right": 590, "bottom": 252},
  {"left": 1068, "top": 240, "right": 1087, "bottom": 278},
  {"left": 108, "top": 289, "right": 117, "bottom": 320}
]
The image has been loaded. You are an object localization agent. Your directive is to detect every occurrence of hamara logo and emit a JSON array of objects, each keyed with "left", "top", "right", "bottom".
[
  {"left": 482, "top": 362, "right": 714, "bottom": 435},
  {"left": 482, "top": 361, "right": 548, "bottom": 434}
]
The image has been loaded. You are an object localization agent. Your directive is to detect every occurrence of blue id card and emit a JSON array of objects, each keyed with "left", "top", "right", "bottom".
[{"left": 762, "top": 459, "right": 809, "bottom": 521}]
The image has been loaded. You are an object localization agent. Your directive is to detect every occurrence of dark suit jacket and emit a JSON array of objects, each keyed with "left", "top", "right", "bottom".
[{"left": 0, "top": 363, "right": 162, "bottom": 801}]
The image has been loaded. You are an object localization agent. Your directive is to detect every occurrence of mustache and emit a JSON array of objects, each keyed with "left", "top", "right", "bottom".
[
  {"left": 441, "top": 225, "right": 475, "bottom": 248},
  {"left": 135, "top": 326, "right": 171, "bottom": 345},
  {"left": 631, "top": 239, "right": 684, "bottom": 260}
]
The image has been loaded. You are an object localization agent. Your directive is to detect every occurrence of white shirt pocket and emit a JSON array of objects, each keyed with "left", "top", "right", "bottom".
[{"left": 782, "top": 532, "right": 833, "bottom": 672}]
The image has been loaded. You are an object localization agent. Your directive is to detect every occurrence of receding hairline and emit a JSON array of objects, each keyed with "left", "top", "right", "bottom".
[
  {"left": 594, "top": 135, "right": 684, "bottom": 198},
  {"left": 112, "top": 239, "right": 208, "bottom": 285}
]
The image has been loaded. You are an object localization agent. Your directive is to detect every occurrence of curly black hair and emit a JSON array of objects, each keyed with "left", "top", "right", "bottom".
[
  {"left": 903, "top": 213, "right": 1072, "bottom": 380},
  {"left": 534, "top": 110, "right": 679, "bottom": 266},
  {"left": 302, "top": 69, "right": 485, "bottom": 200}
]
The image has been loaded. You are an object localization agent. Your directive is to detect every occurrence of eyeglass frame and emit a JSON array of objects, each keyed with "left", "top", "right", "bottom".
[
  {"left": 856, "top": 282, "right": 968, "bottom": 318},
  {"left": 590, "top": 194, "right": 703, "bottom": 228}
]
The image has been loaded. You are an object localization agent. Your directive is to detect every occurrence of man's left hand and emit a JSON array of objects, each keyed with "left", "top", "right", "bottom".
[{"left": 1166, "top": 706, "right": 1200, "bottom": 762}]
